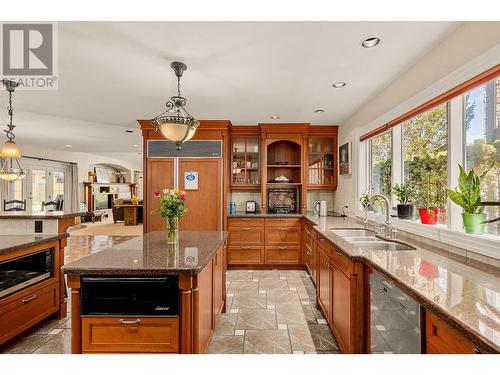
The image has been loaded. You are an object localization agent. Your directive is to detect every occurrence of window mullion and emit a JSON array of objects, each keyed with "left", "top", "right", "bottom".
[
  {"left": 448, "top": 97, "right": 464, "bottom": 231},
  {"left": 391, "top": 125, "right": 403, "bottom": 206}
]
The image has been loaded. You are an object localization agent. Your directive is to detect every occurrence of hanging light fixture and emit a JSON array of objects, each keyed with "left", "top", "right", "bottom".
[
  {"left": 0, "top": 80, "right": 27, "bottom": 181},
  {"left": 151, "top": 61, "right": 199, "bottom": 150}
]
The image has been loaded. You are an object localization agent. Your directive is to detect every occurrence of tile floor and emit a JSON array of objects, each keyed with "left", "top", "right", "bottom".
[
  {"left": 0, "top": 235, "right": 341, "bottom": 354},
  {"left": 208, "top": 270, "right": 341, "bottom": 354}
]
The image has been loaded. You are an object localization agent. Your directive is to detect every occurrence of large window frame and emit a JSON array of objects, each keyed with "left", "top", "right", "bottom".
[{"left": 357, "top": 68, "right": 500, "bottom": 258}]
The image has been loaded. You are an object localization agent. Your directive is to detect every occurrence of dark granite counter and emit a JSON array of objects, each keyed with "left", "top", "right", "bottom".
[
  {"left": 0, "top": 211, "right": 85, "bottom": 219},
  {"left": 62, "top": 231, "right": 228, "bottom": 276},
  {"left": 303, "top": 214, "right": 500, "bottom": 353},
  {"left": 0, "top": 233, "right": 70, "bottom": 256}
]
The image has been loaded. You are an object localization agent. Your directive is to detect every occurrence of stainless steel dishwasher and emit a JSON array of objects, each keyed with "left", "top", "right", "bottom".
[{"left": 369, "top": 271, "right": 421, "bottom": 353}]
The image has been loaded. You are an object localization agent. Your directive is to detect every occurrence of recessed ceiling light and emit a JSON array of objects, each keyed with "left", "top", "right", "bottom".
[
  {"left": 270, "top": 115, "right": 280, "bottom": 120},
  {"left": 361, "top": 36, "right": 381, "bottom": 48},
  {"left": 125, "top": 130, "right": 133, "bottom": 133},
  {"left": 133, "top": 144, "right": 138, "bottom": 147},
  {"left": 332, "top": 82, "right": 346, "bottom": 88},
  {"left": 314, "top": 109, "right": 325, "bottom": 114},
  {"left": 64, "top": 144, "right": 72, "bottom": 148}
]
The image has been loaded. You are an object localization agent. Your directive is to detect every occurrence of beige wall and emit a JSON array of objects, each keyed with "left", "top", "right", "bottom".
[{"left": 334, "top": 22, "right": 500, "bottom": 215}]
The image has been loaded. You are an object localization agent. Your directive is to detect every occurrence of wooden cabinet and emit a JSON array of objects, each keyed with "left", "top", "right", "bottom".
[
  {"left": 231, "top": 136, "right": 260, "bottom": 188},
  {"left": 307, "top": 127, "right": 338, "bottom": 189},
  {"left": 331, "top": 262, "right": 354, "bottom": 352},
  {"left": 265, "top": 226, "right": 301, "bottom": 245},
  {"left": 425, "top": 311, "right": 477, "bottom": 354},
  {"left": 81, "top": 317, "right": 179, "bottom": 353},
  {"left": 265, "top": 246, "right": 300, "bottom": 264},
  {"left": 146, "top": 159, "right": 174, "bottom": 232},
  {"left": 228, "top": 226, "right": 265, "bottom": 245},
  {"left": 303, "top": 221, "right": 317, "bottom": 284},
  {"left": 228, "top": 246, "right": 264, "bottom": 265},
  {"left": 318, "top": 248, "right": 333, "bottom": 322}
]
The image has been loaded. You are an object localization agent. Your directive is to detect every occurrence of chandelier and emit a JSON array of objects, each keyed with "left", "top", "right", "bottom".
[
  {"left": 0, "top": 80, "right": 27, "bottom": 181},
  {"left": 152, "top": 61, "right": 199, "bottom": 150}
]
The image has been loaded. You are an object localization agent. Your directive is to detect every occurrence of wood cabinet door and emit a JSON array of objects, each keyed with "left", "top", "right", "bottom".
[
  {"left": 425, "top": 311, "right": 476, "bottom": 354},
  {"left": 318, "top": 249, "right": 332, "bottom": 322},
  {"left": 179, "top": 158, "right": 221, "bottom": 231},
  {"left": 310, "top": 233, "right": 317, "bottom": 284},
  {"left": 147, "top": 159, "right": 174, "bottom": 233},
  {"left": 332, "top": 264, "right": 353, "bottom": 352},
  {"left": 212, "top": 247, "right": 224, "bottom": 327},
  {"left": 265, "top": 226, "right": 301, "bottom": 245}
]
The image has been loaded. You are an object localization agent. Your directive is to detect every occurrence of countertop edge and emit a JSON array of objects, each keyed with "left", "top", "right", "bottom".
[{"left": 0, "top": 233, "right": 70, "bottom": 256}]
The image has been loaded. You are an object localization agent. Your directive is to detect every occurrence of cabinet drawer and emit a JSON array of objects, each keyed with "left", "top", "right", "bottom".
[
  {"left": 265, "top": 246, "right": 300, "bottom": 264},
  {"left": 425, "top": 311, "right": 476, "bottom": 354},
  {"left": 265, "top": 217, "right": 301, "bottom": 227},
  {"left": 317, "top": 235, "right": 333, "bottom": 256},
  {"left": 228, "top": 218, "right": 265, "bottom": 227},
  {"left": 305, "top": 224, "right": 314, "bottom": 250},
  {"left": 331, "top": 247, "right": 355, "bottom": 276},
  {"left": 0, "top": 282, "right": 58, "bottom": 344},
  {"left": 82, "top": 316, "right": 179, "bottom": 353},
  {"left": 265, "top": 226, "right": 301, "bottom": 245},
  {"left": 228, "top": 226, "right": 265, "bottom": 245},
  {"left": 228, "top": 246, "right": 264, "bottom": 265}
]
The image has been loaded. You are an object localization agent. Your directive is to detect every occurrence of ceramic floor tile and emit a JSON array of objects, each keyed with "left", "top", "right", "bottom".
[
  {"left": 279, "top": 270, "right": 308, "bottom": 278},
  {"left": 33, "top": 329, "right": 72, "bottom": 354},
  {"left": 266, "top": 290, "right": 301, "bottom": 306},
  {"left": 301, "top": 303, "right": 318, "bottom": 324},
  {"left": 308, "top": 323, "right": 341, "bottom": 352},
  {"left": 288, "top": 324, "right": 316, "bottom": 352},
  {"left": 243, "top": 329, "right": 292, "bottom": 354},
  {"left": 208, "top": 336, "right": 244, "bottom": 354},
  {"left": 276, "top": 302, "right": 307, "bottom": 325},
  {"left": 259, "top": 278, "right": 290, "bottom": 291},
  {"left": 228, "top": 280, "right": 259, "bottom": 293},
  {"left": 231, "top": 290, "right": 267, "bottom": 309},
  {"left": 236, "top": 308, "right": 277, "bottom": 330},
  {"left": 253, "top": 270, "right": 280, "bottom": 280},
  {"left": 226, "top": 270, "right": 254, "bottom": 282},
  {"left": 1, "top": 333, "right": 52, "bottom": 354},
  {"left": 214, "top": 313, "right": 238, "bottom": 336}
]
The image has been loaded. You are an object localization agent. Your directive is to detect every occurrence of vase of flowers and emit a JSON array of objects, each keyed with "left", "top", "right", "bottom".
[{"left": 153, "top": 188, "right": 187, "bottom": 243}]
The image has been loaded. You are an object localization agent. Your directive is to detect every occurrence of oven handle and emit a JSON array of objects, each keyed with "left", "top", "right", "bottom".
[{"left": 21, "top": 294, "right": 37, "bottom": 303}]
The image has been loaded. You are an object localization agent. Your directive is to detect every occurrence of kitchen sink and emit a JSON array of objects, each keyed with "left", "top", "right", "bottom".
[
  {"left": 330, "top": 229, "right": 378, "bottom": 237},
  {"left": 330, "top": 228, "right": 416, "bottom": 251}
]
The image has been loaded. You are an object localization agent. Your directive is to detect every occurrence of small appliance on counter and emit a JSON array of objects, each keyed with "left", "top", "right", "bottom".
[
  {"left": 245, "top": 200, "right": 257, "bottom": 213},
  {"left": 314, "top": 200, "right": 328, "bottom": 216},
  {"left": 229, "top": 201, "right": 236, "bottom": 215}
]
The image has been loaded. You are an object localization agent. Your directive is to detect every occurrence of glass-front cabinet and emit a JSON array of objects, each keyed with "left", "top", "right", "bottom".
[
  {"left": 231, "top": 137, "right": 260, "bottom": 188},
  {"left": 308, "top": 137, "right": 337, "bottom": 188}
]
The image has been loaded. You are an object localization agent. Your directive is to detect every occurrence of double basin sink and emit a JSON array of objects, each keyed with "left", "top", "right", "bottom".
[{"left": 330, "top": 229, "right": 416, "bottom": 251}]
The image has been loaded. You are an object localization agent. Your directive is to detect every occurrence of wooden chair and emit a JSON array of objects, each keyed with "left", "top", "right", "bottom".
[
  {"left": 42, "top": 195, "right": 64, "bottom": 212},
  {"left": 3, "top": 199, "right": 26, "bottom": 211}
]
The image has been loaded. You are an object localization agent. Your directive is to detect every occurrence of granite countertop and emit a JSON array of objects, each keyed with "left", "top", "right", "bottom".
[
  {"left": 0, "top": 233, "right": 70, "bottom": 256},
  {"left": 303, "top": 214, "right": 500, "bottom": 353},
  {"left": 62, "top": 231, "right": 228, "bottom": 276},
  {"left": 0, "top": 211, "right": 85, "bottom": 219}
]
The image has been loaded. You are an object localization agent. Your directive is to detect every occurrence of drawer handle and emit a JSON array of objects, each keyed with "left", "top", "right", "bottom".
[
  {"left": 240, "top": 228, "right": 252, "bottom": 231},
  {"left": 306, "top": 250, "right": 311, "bottom": 255},
  {"left": 241, "top": 218, "right": 251, "bottom": 221},
  {"left": 21, "top": 294, "right": 37, "bottom": 303},
  {"left": 241, "top": 246, "right": 251, "bottom": 249},
  {"left": 278, "top": 246, "right": 288, "bottom": 250},
  {"left": 119, "top": 319, "right": 142, "bottom": 325},
  {"left": 335, "top": 250, "right": 350, "bottom": 260},
  {"left": 278, "top": 228, "right": 289, "bottom": 231}
]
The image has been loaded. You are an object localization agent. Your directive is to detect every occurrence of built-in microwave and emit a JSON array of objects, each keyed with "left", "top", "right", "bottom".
[{"left": 0, "top": 248, "right": 54, "bottom": 298}]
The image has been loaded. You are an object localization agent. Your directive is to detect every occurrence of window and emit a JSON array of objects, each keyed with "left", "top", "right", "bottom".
[
  {"left": 7, "top": 179, "right": 23, "bottom": 201},
  {"left": 464, "top": 78, "right": 500, "bottom": 235},
  {"left": 403, "top": 103, "right": 448, "bottom": 222},
  {"left": 370, "top": 132, "right": 392, "bottom": 196}
]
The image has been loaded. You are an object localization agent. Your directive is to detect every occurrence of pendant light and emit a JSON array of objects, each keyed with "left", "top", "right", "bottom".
[
  {"left": 0, "top": 80, "right": 27, "bottom": 181},
  {"left": 152, "top": 61, "right": 199, "bottom": 150}
]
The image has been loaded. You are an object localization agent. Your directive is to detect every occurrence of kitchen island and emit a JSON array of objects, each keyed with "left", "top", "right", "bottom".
[{"left": 62, "top": 231, "right": 227, "bottom": 354}]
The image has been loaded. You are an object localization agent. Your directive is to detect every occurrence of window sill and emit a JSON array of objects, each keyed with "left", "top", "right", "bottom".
[{"left": 357, "top": 210, "right": 500, "bottom": 260}]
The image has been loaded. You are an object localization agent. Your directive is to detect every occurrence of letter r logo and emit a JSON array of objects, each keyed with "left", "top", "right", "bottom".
[{"left": 2, "top": 24, "right": 53, "bottom": 75}]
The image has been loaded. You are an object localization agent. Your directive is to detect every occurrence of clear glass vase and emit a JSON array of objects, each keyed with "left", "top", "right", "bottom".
[{"left": 166, "top": 219, "right": 179, "bottom": 244}]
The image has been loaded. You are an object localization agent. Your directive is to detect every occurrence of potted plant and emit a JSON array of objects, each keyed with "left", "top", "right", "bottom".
[
  {"left": 359, "top": 192, "right": 371, "bottom": 227},
  {"left": 153, "top": 188, "right": 187, "bottom": 243},
  {"left": 447, "top": 165, "right": 499, "bottom": 234},
  {"left": 392, "top": 183, "right": 416, "bottom": 219},
  {"left": 415, "top": 172, "right": 439, "bottom": 225}
]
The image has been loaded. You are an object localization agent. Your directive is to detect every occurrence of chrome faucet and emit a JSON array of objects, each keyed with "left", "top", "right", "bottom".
[{"left": 369, "top": 194, "right": 397, "bottom": 240}]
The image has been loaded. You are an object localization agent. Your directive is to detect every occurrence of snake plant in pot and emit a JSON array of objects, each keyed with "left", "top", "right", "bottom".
[
  {"left": 447, "top": 165, "right": 499, "bottom": 234},
  {"left": 392, "top": 183, "right": 416, "bottom": 219}
]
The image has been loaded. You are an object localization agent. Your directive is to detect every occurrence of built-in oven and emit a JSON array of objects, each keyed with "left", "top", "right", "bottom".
[
  {"left": 0, "top": 248, "right": 54, "bottom": 298},
  {"left": 81, "top": 276, "right": 179, "bottom": 316}
]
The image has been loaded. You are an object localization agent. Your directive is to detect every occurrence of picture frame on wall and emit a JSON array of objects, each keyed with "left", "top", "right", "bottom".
[
  {"left": 339, "top": 142, "right": 351, "bottom": 175},
  {"left": 95, "top": 167, "right": 110, "bottom": 183}
]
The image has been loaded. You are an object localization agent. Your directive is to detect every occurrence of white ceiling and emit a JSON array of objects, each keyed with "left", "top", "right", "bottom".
[{"left": 4, "top": 21, "right": 459, "bottom": 153}]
